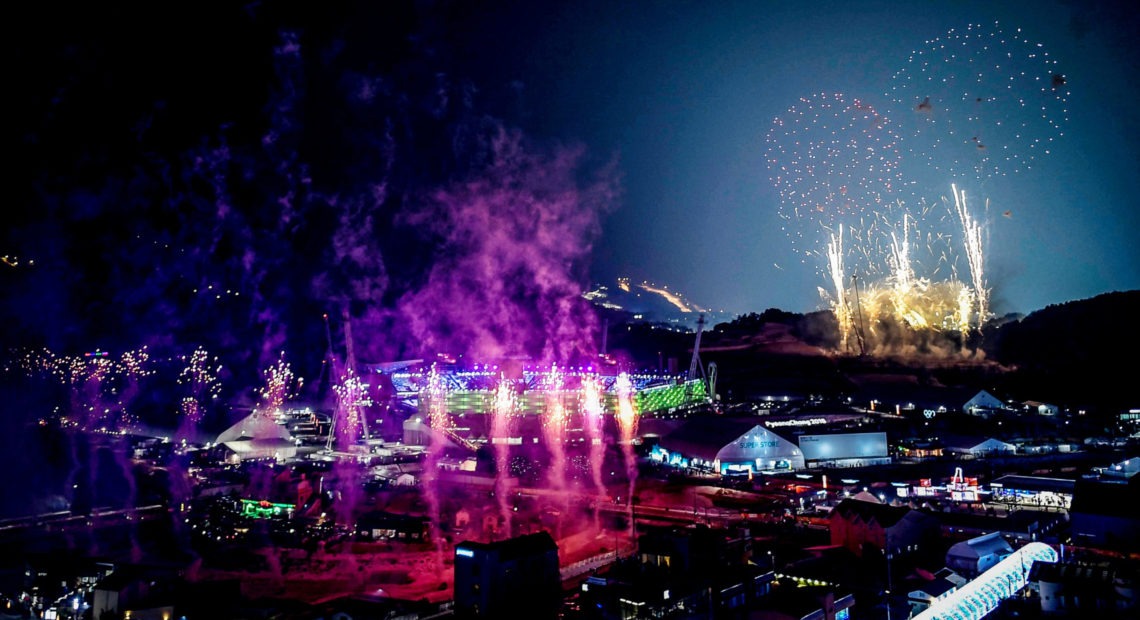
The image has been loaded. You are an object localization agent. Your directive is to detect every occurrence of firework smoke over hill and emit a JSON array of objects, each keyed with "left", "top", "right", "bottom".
[
  {"left": 765, "top": 20, "right": 1069, "bottom": 358},
  {"left": 766, "top": 93, "right": 989, "bottom": 356}
]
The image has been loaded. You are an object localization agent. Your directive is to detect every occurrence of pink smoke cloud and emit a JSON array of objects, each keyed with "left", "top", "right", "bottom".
[{"left": 396, "top": 124, "right": 621, "bottom": 363}]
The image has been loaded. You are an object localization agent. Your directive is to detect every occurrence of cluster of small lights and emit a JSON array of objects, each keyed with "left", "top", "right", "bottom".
[
  {"left": 821, "top": 183, "right": 994, "bottom": 350},
  {"left": 180, "top": 397, "right": 201, "bottom": 424},
  {"left": 120, "top": 347, "right": 154, "bottom": 379},
  {"left": 1, "top": 254, "right": 34, "bottom": 268},
  {"left": 614, "top": 372, "right": 638, "bottom": 440},
  {"left": 15, "top": 347, "right": 152, "bottom": 431},
  {"left": 886, "top": 20, "right": 1069, "bottom": 182},
  {"left": 176, "top": 347, "right": 223, "bottom": 422},
  {"left": 331, "top": 369, "right": 371, "bottom": 449},
  {"left": 765, "top": 92, "right": 907, "bottom": 275},
  {"left": 394, "top": 365, "right": 679, "bottom": 395},
  {"left": 540, "top": 366, "right": 569, "bottom": 437},
  {"left": 636, "top": 381, "right": 706, "bottom": 413},
  {"left": 255, "top": 354, "right": 300, "bottom": 418},
  {"left": 191, "top": 282, "right": 243, "bottom": 302}
]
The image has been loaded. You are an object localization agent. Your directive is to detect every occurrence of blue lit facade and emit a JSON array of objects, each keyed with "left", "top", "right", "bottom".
[
  {"left": 912, "top": 542, "right": 1057, "bottom": 620},
  {"left": 649, "top": 422, "right": 806, "bottom": 475}
]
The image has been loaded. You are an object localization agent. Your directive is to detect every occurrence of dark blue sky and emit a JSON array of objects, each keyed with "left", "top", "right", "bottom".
[
  {"left": 4, "top": 0, "right": 1138, "bottom": 367},
  {"left": 511, "top": 0, "right": 1140, "bottom": 316}
]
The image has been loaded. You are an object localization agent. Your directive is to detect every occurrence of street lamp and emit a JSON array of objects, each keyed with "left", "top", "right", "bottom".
[{"left": 885, "top": 552, "right": 894, "bottom": 620}]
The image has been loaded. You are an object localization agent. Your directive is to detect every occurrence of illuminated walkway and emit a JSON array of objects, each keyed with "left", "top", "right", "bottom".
[{"left": 913, "top": 542, "right": 1057, "bottom": 620}]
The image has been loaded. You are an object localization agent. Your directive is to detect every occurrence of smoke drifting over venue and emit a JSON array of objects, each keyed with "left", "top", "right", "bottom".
[
  {"left": 0, "top": 4, "right": 633, "bottom": 552},
  {"left": 2, "top": 4, "right": 622, "bottom": 396},
  {"left": 3, "top": 5, "right": 1140, "bottom": 618}
]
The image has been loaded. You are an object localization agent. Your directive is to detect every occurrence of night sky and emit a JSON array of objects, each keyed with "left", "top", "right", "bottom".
[
  {"left": 4, "top": 0, "right": 1139, "bottom": 376},
  {"left": 524, "top": 0, "right": 1140, "bottom": 317}
]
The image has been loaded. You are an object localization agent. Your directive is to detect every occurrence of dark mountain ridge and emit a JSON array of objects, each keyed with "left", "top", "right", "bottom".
[{"left": 601, "top": 290, "right": 1140, "bottom": 414}]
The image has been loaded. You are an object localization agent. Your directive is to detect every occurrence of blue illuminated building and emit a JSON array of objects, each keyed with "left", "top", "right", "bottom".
[{"left": 912, "top": 542, "right": 1058, "bottom": 620}]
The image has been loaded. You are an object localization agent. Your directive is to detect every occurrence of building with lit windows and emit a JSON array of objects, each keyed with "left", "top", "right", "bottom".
[
  {"left": 647, "top": 416, "right": 805, "bottom": 474},
  {"left": 645, "top": 414, "right": 889, "bottom": 475},
  {"left": 989, "top": 475, "right": 1074, "bottom": 510}
]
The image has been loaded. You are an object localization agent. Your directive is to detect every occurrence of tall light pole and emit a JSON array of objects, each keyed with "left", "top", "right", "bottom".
[{"left": 885, "top": 551, "right": 893, "bottom": 620}]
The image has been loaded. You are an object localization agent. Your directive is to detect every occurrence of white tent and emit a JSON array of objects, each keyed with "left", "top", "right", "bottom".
[
  {"left": 943, "top": 436, "right": 1016, "bottom": 458},
  {"left": 216, "top": 412, "right": 297, "bottom": 462},
  {"left": 963, "top": 390, "right": 1005, "bottom": 415}
]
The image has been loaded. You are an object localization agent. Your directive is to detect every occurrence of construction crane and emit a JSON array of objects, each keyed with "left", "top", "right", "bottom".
[
  {"left": 707, "top": 361, "right": 718, "bottom": 403},
  {"left": 688, "top": 313, "right": 707, "bottom": 384},
  {"left": 851, "top": 274, "right": 867, "bottom": 357},
  {"left": 324, "top": 307, "right": 372, "bottom": 452}
]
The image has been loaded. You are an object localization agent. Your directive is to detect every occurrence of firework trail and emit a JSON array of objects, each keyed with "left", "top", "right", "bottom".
[
  {"left": 176, "top": 347, "right": 222, "bottom": 439},
  {"left": 886, "top": 215, "right": 926, "bottom": 329},
  {"left": 329, "top": 369, "right": 369, "bottom": 453},
  {"left": 491, "top": 375, "right": 516, "bottom": 539},
  {"left": 328, "top": 368, "right": 371, "bottom": 535},
  {"left": 766, "top": 92, "right": 908, "bottom": 283},
  {"left": 541, "top": 365, "right": 570, "bottom": 519},
  {"left": 825, "top": 227, "right": 853, "bottom": 352},
  {"left": 614, "top": 371, "right": 637, "bottom": 544},
  {"left": 580, "top": 373, "right": 608, "bottom": 529},
  {"left": 256, "top": 353, "right": 298, "bottom": 419},
  {"left": 888, "top": 214, "right": 915, "bottom": 297},
  {"left": 422, "top": 364, "right": 448, "bottom": 560},
  {"left": 952, "top": 184, "right": 989, "bottom": 328}
]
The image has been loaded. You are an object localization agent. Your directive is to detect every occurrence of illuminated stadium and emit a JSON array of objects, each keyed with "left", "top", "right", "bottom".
[{"left": 373, "top": 361, "right": 709, "bottom": 418}]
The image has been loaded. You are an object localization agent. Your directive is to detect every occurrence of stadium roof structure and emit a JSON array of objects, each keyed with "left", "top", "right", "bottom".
[{"left": 375, "top": 360, "right": 708, "bottom": 416}]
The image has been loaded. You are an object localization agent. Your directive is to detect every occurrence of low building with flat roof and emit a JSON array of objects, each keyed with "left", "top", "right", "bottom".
[{"left": 453, "top": 531, "right": 561, "bottom": 619}]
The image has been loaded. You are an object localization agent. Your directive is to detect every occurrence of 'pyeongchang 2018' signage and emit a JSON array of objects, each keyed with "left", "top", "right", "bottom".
[{"left": 765, "top": 417, "right": 828, "bottom": 427}]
